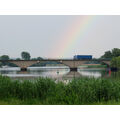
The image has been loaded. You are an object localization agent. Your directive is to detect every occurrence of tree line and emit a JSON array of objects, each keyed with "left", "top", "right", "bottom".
[
  {"left": 101, "top": 48, "right": 120, "bottom": 59},
  {"left": 100, "top": 48, "right": 120, "bottom": 68},
  {"left": 0, "top": 49, "right": 120, "bottom": 68},
  {"left": 0, "top": 52, "right": 60, "bottom": 67},
  {"left": 0, "top": 51, "right": 43, "bottom": 67},
  {"left": 0, "top": 51, "right": 43, "bottom": 60}
]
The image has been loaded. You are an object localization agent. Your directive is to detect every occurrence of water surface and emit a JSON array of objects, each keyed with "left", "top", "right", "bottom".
[{"left": 0, "top": 66, "right": 113, "bottom": 82}]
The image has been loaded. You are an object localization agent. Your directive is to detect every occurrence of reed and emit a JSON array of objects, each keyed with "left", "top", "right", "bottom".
[{"left": 0, "top": 75, "right": 120, "bottom": 104}]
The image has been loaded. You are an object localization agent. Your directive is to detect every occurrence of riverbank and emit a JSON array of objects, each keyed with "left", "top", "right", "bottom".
[
  {"left": 86, "top": 65, "right": 107, "bottom": 68},
  {"left": 0, "top": 75, "right": 120, "bottom": 105}
]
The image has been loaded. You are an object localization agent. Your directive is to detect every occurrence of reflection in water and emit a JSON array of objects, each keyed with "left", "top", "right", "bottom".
[
  {"left": 18, "top": 71, "right": 29, "bottom": 74},
  {"left": 0, "top": 66, "right": 119, "bottom": 81},
  {"left": 63, "top": 71, "right": 81, "bottom": 79},
  {"left": 78, "top": 69, "right": 101, "bottom": 77},
  {"left": 110, "top": 71, "right": 120, "bottom": 78}
]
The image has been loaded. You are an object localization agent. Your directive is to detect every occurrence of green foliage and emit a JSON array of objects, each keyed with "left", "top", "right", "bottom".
[
  {"left": 0, "top": 55, "right": 18, "bottom": 67},
  {"left": 37, "top": 57, "right": 43, "bottom": 60},
  {"left": 111, "top": 56, "right": 120, "bottom": 68},
  {"left": 16, "top": 58, "right": 21, "bottom": 60},
  {"left": 112, "top": 48, "right": 120, "bottom": 57},
  {"left": 0, "top": 55, "right": 9, "bottom": 60},
  {"left": 0, "top": 62, "right": 2, "bottom": 67},
  {"left": 87, "top": 65, "right": 107, "bottom": 68},
  {"left": 31, "top": 57, "right": 43, "bottom": 60},
  {"left": 101, "top": 51, "right": 112, "bottom": 59},
  {"left": 21, "top": 51, "right": 31, "bottom": 60},
  {"left": 101, "top": 48, "right": 120, "bottom": 59},
  {"left": 1, "top": 76, "right": 120, "bottom": 104}
]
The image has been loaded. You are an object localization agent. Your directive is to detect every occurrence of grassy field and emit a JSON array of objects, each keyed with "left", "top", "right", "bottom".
[
  {"left": 86, "top": 65, "right": 107, "bottom": 68},
  {"left": 0, "top": 75, "right": 120, "bottom": 105}
]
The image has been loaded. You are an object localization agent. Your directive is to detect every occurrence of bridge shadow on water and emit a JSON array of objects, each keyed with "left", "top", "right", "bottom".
[
  {"left": 63, "top": 71, "right": 82, "bottom": 79},
  {"left": 17, "top": 71, "right": 29, "bottom": 74}
]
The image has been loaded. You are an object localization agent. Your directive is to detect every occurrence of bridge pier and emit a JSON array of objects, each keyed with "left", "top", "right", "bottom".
[
  {"left": 70, "top": 68, "right": 77, "bottom": 72},
  {"left": 21, "top": 67, "right": 27, "bottom": 71}
]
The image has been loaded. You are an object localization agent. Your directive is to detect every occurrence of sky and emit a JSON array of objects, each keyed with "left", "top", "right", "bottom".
[{"left": 0, "top": 15, "right": 120, "bottom": 59}]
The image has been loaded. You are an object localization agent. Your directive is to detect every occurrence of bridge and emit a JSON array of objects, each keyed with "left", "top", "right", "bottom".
[{"left": 0, "top": 59, "right": 111, "bottom": 71}]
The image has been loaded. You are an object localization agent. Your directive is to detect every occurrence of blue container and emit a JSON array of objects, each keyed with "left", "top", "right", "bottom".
[{"left": 74, "top": 55, "right": 92, "bottom": 60}]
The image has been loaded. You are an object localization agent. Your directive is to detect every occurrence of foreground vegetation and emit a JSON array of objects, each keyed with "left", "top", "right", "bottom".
[{"left": 0, "top": 75, "right": 120, "bottom": 105}]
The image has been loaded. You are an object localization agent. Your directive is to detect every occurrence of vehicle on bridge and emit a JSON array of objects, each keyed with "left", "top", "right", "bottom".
[{"left": 73, "top": 55, "right": 92, "bottom": 60}]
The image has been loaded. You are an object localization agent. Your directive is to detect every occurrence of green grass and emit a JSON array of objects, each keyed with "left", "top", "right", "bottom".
[
  {"left": 0, "top": 75, "right": 120, "bottom": 105},
  {"left": 87, "top": 65, "right": 107, "bottom": 68}
]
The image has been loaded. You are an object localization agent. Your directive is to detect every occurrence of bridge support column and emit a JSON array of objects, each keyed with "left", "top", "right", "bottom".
[
  {"left": 21, "top": 67, "right": 27, "bottom": 71},
  {"left": 70, "top": 68, "right": 77, "bottom": 72}
]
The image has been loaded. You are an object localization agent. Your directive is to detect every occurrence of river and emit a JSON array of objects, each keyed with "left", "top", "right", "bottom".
[{"left": 0, "top": 66, "right": 116, "bottom": 82}]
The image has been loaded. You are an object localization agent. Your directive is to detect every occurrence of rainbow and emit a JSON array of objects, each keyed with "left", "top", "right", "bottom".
[{"left": 52, "top": 16, "right": 97, "bottom": 58}]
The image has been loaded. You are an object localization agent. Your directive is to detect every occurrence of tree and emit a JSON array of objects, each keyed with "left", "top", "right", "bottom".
[
  {"left": 0, "top": 55, "right": 9, "bottom": 60},
  {"left": 101, "top": 48, "right": 120, "bottom": 59},
  {"left": 112, "top": 48, "right": 120, "bottom": 57},
  {"left": 0, "top": 55, "right": 10, "bottom": 66},
  {"left": 16, "top": 58, "right": 21, "bottom": 60},
  {"left": 111, "top": 56, "right": 120, "bottom": 68},
  {"left": 111, "top": 57, "right": 117, "bottom": 68},
  {"left": 37, "top": 57, "right": 43, "bottom": 60},
  {"left": 21, "top": 52, "right": 31, "bottom": 60},
  {"left": 101, "top": 51, "right": 112, "bottom": 59}
]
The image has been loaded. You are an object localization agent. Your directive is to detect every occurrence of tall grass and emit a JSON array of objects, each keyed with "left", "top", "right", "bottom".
[{"left": 0, "top": 75, "right": 120, "bottom": 104}]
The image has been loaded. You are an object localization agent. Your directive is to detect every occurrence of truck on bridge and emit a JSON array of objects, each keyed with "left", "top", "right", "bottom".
[{"left": 73, "top": 55, "right": 92, "bottom": 60}]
